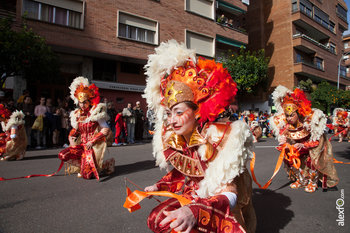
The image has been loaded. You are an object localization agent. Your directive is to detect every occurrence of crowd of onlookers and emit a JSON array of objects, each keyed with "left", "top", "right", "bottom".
[
  {"left": 0, "top": 89, "right": 155, "bottom": 150},
  {"left": 0, "top": 88, "right": 339, "bottom": 149}
]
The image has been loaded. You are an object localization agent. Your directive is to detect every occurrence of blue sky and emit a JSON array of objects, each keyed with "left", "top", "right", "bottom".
[{"left": 344, "top": 0, "right": 350, "bottom": 34}]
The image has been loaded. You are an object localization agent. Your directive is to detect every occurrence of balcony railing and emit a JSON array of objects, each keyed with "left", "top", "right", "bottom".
[
  {"left": 336, "top": 12, "right": 348, "bottom": 23},
  {"left": 292, "top": 7, "right": 335, "bottom": 34},
  {"left": 216, "top": 21, "right": 247, "bottom": 34},
  {"left": 293, "top": 33, "right": 336, "bottom": 54},
  {"left": 296, "top": 58, "right": 324, "bottom": 71}
]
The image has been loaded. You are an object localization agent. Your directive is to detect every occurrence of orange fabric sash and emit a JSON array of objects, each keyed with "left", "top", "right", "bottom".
[
  {"left": 333, "top": 158, "right": 350, "bottom": 164},
  {"left": 124, "top": 190, "right": 191, "bottom": 212},
  {"left": 250, "top": 151, "right": 284, "bottom": 189}
]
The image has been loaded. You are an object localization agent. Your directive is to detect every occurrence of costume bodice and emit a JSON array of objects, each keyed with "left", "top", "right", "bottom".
[{"left": 77, "top": 115, "right": 99, "bottom": 144}]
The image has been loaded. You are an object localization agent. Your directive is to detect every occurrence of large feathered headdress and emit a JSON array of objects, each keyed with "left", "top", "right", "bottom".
[
  {"left": 272, "top": 85, "right": 311, "bottom": 117},
  {"left": 69, "top": 77, "right": 100, "bottom": 106},
  {"left": 143, "top": 40, "right": 237, "bottom": 123}
]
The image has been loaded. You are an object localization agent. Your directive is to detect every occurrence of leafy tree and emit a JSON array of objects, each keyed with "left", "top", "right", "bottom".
[
  {"left": 310, "top": 81, "right": 339, "bottom": 114},
  {"left": 221, "top": 46, "right": 270, "bottom": 110},
  {"left": 0, "top": 14, "right": 61, "bottom": 89}
]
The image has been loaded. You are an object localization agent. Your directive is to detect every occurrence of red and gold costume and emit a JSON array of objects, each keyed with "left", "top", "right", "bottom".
[
  {"left": 0, "top": 106, "right": 27, "bottom": 161},
  {"left": 58, "top": 77, "right": 115, "bottom": 180},
  {"left": 138, "top": 40, "right": 256, "bottom": 233},
  {"left": 332, "top": 108, "right": 350, "bottom": 142},
  {"left": 270, "top": 86, "right": 339, "bottom": 193}
]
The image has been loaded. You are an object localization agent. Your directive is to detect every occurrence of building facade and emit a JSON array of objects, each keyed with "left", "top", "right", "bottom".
[
  {"left": 3, "top": 0, "right": 249, "bottom": 112},
  {"left": 343, "top": 33, "right": 350, "bottom": 86},
  {"left": 242, "top": 0, "right": 349, "bottom": 112}
]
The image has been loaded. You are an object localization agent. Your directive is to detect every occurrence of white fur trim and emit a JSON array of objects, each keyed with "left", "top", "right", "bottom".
[
  {"left": 142, "top": 40, "right": 196, "bottom": 125},
  {"left": 271, "top": 85, "right": 292, "bottom": 113},
  {"left": 70, "top": 103, "right": 109, "bottom": 129},
  {"left": 269, "top": 113, "right": 286, "bottom": 140},
  {"left": 308, "top": 109, "right": 326, "bottom": 141},
  {"left": 2, "top": 111, "right": 25, "bottom": 131},
  {"left": 196, "top": 121, "right": 254, "bottom": 198},
  {"left": 152, "top": 117, "right": 168, "bottom": 169},
  {"left": 69, "top": 76, "right": 90, "bottom": 105}
]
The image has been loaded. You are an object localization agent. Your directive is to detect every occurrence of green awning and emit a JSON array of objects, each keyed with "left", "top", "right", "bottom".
[
  {"left": 216, "top": 36, "right": 246, "bottom": 49},
  {"left": 217, "top": 0, "right": 246, "bottom": 14}
]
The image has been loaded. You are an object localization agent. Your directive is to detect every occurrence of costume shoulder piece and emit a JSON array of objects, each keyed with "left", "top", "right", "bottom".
[
  {"left": 269, "top": 112, "right": 285, "bottom": 140},
  {"left": 196, "top": 121, "right": 254, "bottom": 198},
  {"left": 1, "top": 111, "right": 25, "bottom": 131},
  {"left": 70, "top": 103, "right": 109, "bottom": 129}
]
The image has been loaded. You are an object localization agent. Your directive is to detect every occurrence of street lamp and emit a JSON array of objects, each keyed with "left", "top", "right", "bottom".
[{"left": 337, "top": 51, "right": 350, "bottom": 89}]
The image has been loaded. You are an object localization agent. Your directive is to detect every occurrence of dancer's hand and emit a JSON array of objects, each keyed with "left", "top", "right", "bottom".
[
  {"left": 85, "top": 141, "right": 93, "bottom": 150},
  {"left": 160, "top": 206, "right": 196, "bottom": 233},
  {"left": 294, "top": 143, "right": 304, "bottom": 151},
  {"left": 144, "top": 185, "right": 158, "bottom": 199},
  {"left": 144, "top": 185, "right": 158, "bottom": 192},
  {"left": 278, "top": 136, "right": 287, "bottom": 145}
]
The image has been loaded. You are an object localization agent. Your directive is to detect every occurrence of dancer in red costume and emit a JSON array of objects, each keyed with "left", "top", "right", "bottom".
[
  {"left": 270, "top": 86, "right": 338, "bottom": 193},
  {"left": 58, "top": 77, "right": 115, "bottom": 180},
  {"left": 141, "top": 40, "right": 256, "bottom": 233},
  {"left": 0, "top": 105, "right": 27, "bottom": 161},
  {"left": 332, "top": 108, "right": 349, "bottom": 142}
]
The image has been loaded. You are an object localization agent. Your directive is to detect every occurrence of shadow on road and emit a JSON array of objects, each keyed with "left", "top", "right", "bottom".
[
  {"left": 253, "top": 188, "right": 294, "bottom": 233},
  {"left": 334, "top": 146, "right": 350, "bottom": 161},
  {"left": 100, "top": 160, "right": 156, "bottom": 182},
  {"left": 24, "top": 154, "right": 58, "bottom": 160}
]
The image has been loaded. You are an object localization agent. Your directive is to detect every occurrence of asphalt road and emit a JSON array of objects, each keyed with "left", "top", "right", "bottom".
[{"left": 0, "top": 136, "right": 349, "bottom": 233}]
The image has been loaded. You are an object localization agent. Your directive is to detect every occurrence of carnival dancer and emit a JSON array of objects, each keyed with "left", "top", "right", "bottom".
[
  {"left": 332, "top": 108, "right": 349, "bottom": 142},
  {"left": 135, "top": 40, "right": 256, "bottom": 233},
  {"left": 58, "top": 77, "right": 115, "bottom": 180},
  {"left": 0, "top": 104, "right": 27, "bottom": 161},
  {"left": 269, "top": 86, "right": 338, "bottom": 193}
]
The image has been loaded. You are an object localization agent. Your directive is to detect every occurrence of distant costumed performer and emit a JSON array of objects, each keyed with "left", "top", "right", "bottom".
[
  {"left": 124, "top": 40, "right": 256, "bottom": 233},
  {"left": 58, "top": 77, "right": 115, "bottom": 180},
  {"left": 0, "top": 105, "right": 27, "bottom": 161},
  {"left": 269, "top": 85, "right": 338, "bottom": 193},
  {"left": 332, "top": 108, "right": 349, "bottom": 142}
]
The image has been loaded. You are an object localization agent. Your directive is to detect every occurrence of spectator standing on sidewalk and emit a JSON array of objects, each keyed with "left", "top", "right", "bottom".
[
  {"left": 52, "top": 107, "right": 61, "bottom": 148},
  {"left": 134, "top": 101, "right": 145, "bottom": 142},
  {"left": 18, "top": 96, "right": 34, "bottom": 149},
  {"left": 122, "top": 102, "right": 136, "bottom": 144},
  {"left": 146, "top": 107, "right": 155, "bottom": 139},
  {"left": 34, "top": 97, "right": 47, "bottom": 149}
]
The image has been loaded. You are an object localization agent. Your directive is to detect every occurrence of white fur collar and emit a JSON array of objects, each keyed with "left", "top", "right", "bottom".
[
  {"left": 1, "top": 111, "right": 25, "bottom": 131},
  {"left": 70, "top": 103, "right": 109, "bottom": 129}
]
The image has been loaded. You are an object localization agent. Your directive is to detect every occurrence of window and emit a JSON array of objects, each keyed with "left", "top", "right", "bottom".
[
  {"left": 297, "top": 53, "right": 303, "bottom": 63},
  {"left": 340, "top": 65, "right": 346, "bottom": 77},
  {"left": 337, "top": 4, "right": 347, "bottom": 20},
  {"left": 120, "top": 62, "right": 140, "bottom": 75},
  {"left": 93, "top": 59, "right": 117, "bottom": 82},
  {"left": 186, "top": 30, "right": 214, "bottom": 58},
  {"left": 185, "top": 0, "right": 213, "bottom": 19},
  {"left": 329, "top": 43, "right": 336, "bottom": 54},
  {"left": 292, "top": 2, "right": 298, "bottom": 12},
  {"left": 316, "top": 57, "right": 323, "bottom": 70},
  {"left": 345, "top": 43, "right": 349, "bottom": 49},
  {"left": 330, "top": 21, "right": 335, "bottom": 32},
  {"left": 118, "top": 12, "right": 158, "bottom": 44},
  {"left": 314, "top": 15, "right": 322, "bottom": 24},
  {"left": 116, "top": 97, "right": 124, "bottom": 104},
  {"left": 22, "top": 0, "right": 83, "bottom": 29}
]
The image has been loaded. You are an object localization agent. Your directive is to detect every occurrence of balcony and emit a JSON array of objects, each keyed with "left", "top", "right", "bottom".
[
  {"left": 216, "top": 21, "right": 247, "bottom": 34},
  {"left": 292, "top": 8, "right": 335, "bottom": 36},
  {"left": 295, "top": 58, "right": 324, "bottom": 71},
  {"left": 293, "top": 34, "right": 336, "bottom": 55}
]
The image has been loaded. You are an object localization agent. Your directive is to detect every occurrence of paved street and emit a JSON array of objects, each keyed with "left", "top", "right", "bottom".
[{"left": 0, "top": 136, "right": 349, "bottom": 233}]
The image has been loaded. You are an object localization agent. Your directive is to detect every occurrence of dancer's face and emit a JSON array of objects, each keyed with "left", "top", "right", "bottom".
[
  {"left": 79, "top": 100, "right": 90, "bottom": 110},
  {"left": 285, "top": 111, "right": 298, "bottom": 125},
  {"left": 166, "top": 102, "right": 197, "bottom": 141}
]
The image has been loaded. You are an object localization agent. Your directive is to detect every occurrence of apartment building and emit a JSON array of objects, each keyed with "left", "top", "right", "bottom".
[
  {"left": 343, "top": 33, "right": 350, "bottom": 83},
  {"left": 2, "top": 0, "right": 249, "bottom": 111},
  {"left": 242, "top": 0, "right": 349, "bottom": 111}
]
